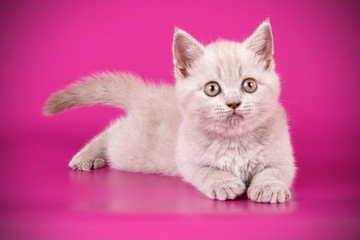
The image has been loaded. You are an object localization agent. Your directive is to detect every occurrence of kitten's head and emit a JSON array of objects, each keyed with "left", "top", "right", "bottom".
[{"left": 173, "top": 20, "right": 281, "bottom": 136}]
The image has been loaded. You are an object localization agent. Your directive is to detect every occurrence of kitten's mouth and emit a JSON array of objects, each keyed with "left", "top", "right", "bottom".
[
  {"left": 228, "top": 111, "right": 244, "bottom": 120},
  {"left": 223, "top": 112, "right": 244, "bottom": 126}
]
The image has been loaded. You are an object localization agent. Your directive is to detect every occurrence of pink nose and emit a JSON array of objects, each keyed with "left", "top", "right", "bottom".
[{"left": 226, "top": 102, "right": 241, "bottom": 109}]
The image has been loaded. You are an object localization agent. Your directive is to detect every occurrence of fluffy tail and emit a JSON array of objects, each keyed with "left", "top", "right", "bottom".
[{"left": 44, "top": 72, "right": 147, "bottom": 115}]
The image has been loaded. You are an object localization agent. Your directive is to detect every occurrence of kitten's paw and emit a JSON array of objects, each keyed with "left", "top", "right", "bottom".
[
  {"left": 69, "top": 153, "right": 106, "bottom": 171},
  {"left": 206, "top": 179, "right": 246, "bottom": 201},
  {"left": 247, "top": 181, "right": 291, "bottom": 203}
]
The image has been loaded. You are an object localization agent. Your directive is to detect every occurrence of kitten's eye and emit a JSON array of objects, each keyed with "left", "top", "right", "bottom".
[
  {"left": 242, "top": 78, "right": 257, "bottom": 93},
  {"left": 204, "top": 82, "right": 221, "bottom": 97}
]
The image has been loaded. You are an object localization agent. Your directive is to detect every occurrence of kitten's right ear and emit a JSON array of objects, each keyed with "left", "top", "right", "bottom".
[{"left": 173, "top": 28, "right": 204, "bottom": 78}]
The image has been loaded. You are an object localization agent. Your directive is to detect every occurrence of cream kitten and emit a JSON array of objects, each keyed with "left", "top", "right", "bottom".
[{"left": 44, "top": 20, "right": 296, "bottom": 203}]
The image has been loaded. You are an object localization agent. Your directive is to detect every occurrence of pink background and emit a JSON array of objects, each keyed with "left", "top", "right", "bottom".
[{"left": 1, "top": 0, "right": 360, "bottom": 239}]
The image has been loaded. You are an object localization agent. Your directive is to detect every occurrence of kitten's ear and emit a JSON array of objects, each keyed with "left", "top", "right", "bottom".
[
  {"left": 173, "top": 28, "right": 204, "bottom": 78},
  {"left": 245, "top": 19, "right": 274, "bottom": 69}
]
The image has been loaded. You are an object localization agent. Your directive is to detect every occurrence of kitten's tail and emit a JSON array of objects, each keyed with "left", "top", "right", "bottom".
[{"left": 43, "top": 72, "right": 146, "bottom": 115}]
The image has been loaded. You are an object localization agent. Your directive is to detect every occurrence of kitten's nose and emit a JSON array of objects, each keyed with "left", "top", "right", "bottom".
[{"left": 227, "top": 102, "right": 241, "bottom": 109}]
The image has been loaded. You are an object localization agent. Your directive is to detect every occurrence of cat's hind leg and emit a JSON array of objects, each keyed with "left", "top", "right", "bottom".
[{"left": 69, "top": 130, "right": 108, "bottom": 171}]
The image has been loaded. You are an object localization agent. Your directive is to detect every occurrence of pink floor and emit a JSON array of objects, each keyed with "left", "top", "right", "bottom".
[
  {"left": 1, "top": 133, "right": 359, "bottom": 239},
  {"left": 1, "top": 0, "right": 360, "bottom": 239}
]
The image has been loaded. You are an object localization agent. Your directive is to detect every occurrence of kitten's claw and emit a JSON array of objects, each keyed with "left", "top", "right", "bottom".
[
  {"left": 255, "top": 191, "right": 262, "bottom": 202},
  {"left": 247, "top": 181, "right": 291, "bottom": 203},
  {"left": 72, "top": 164, "right": 82, "bottom": 171}
]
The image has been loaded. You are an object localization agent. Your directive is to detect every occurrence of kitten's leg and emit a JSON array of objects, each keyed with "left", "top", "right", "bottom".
[
  {"left": 247, "top": 166, "right": 294, "bottom": 203},
  {"left": 184, "top": 165, "right": 246, "bottom": 201},
  {"left": 69, "top": 130, "right": 108, "bottom": 171}
]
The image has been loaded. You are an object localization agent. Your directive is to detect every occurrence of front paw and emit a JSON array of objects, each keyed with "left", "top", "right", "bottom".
[
  {"left": 247, "top": 181, "right": 291, "bottom": 203},
  {"left": 69, "top": 152, "right": 106, "bottom": 171},
  {"left": 205, "top": 179, "right": 246, "bottom": 201}
]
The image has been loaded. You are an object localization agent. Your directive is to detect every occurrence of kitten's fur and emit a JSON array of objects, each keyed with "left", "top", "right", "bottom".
[{"left": 44, "top": 20, "right": 296, "bottom": 203}]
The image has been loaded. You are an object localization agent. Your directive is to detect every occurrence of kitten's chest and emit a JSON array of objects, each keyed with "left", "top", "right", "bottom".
[{"left": 202, "top": 137, "right": 266, "bottom": 184}]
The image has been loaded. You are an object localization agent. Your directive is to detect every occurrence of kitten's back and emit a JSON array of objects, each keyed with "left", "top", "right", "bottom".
[{"left": 106, "top": 84, "right": 182, "bottom": 176}]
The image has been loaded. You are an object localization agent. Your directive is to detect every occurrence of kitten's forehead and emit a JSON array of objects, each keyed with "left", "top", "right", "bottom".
[{"left": 204, "top": 40, "right": 249, "bottom": 86}]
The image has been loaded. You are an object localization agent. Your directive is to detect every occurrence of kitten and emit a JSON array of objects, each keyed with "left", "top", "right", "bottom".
[{"left": 44, "top": 20, "right": 296, "bottom": 203}]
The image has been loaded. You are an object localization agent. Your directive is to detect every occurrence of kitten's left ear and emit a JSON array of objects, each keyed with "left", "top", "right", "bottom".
[
  {"left": 245, "top": 19, "right": 274, "bottom": 69},
  {"left": 173, "top": 28, "right": 204, "bottom": 78}
]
